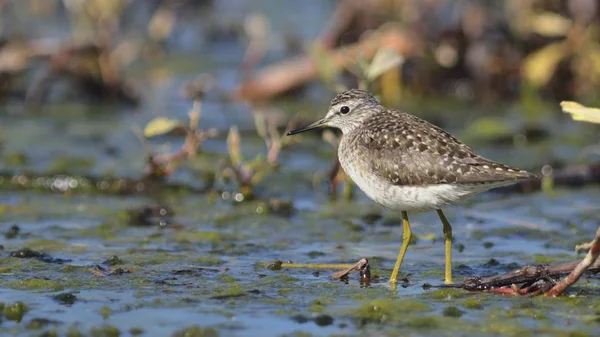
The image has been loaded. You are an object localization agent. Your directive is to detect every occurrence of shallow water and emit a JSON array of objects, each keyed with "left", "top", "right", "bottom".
[
  {"left": 2, "top": 2, "right": 600, "bottom": 337},
  {"left": 2, "top": 99, "right": 600, "bottom": 336}
]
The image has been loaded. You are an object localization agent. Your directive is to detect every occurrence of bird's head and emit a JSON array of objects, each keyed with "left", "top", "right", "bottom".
[{"left": 287, "top": 89, "right": 381, "bottom": 135}]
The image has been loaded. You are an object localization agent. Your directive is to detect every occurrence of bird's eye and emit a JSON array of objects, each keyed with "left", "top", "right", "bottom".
[{"left": 339, "top": 106, "right": 350, "bottom": 114}]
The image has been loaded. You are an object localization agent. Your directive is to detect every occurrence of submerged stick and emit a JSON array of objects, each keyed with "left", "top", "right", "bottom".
[
  {"left": 259, "top": 260, "right": 355, "bottom": 270},
  {"left": 260, "top": 258, "right": 371, "bottom": 283}
]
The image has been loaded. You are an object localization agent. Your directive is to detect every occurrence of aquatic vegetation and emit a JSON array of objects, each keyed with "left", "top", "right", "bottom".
[{"left": 2, "top": 301, "right": 29, "bottom": 322}]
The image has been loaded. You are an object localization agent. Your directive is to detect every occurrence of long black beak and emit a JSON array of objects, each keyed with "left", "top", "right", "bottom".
[{"left": 286, "top": 119, "right": 326, "bottom": 136}]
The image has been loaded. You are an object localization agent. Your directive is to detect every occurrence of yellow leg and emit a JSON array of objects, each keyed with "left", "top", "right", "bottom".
[
  {"left": 436, "top": 209, "right": 453, "bottom": 284},
  {"left": 390, "top": 211, "right": 412, "bottom": 283}
]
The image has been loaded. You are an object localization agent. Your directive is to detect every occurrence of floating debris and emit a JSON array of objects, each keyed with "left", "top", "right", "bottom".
[
  {"left": 9, "top": 248, "right": 70, "bottom": 264},
  {"left": 90, "top": 265, "right": 131, "bottom": 277},
  {"left": 52, "top": 292, "right": 77, "bottom": 306}
]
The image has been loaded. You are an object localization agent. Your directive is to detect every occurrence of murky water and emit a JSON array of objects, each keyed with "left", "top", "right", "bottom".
[{"left": 2, "top": 2, "right": 600, "bottom": 337}]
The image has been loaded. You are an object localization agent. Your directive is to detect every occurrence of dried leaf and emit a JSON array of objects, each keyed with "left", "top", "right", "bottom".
[
  {"left": 366, "top": 48, "right": 404, "bottom": 81},
  {"left": 560, "top": 101, "right": 600, "bottom": 124},
  {"left": 143, "top": 118, "right": 182, "bottom": 137},
  {"left": 189, "top": 100, "right": 202, "bottom": 129},
  {"left": 244, "top": 13, "right": 269, "bottom": 40},
  {"left": 227, "top": 126, "right": 243, "bottom": 167},
  {"left": 148, "top": 8, "right": 176, "bottom": 40},
  {"left": 522, "top": 42, "right": 567, "bottom": 88},
  {"left": 253, "top": 112, "right": 268, "bottom": 140}
]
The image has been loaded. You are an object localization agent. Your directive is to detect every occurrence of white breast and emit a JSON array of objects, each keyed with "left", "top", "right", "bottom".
[{"left": 338, "top": 149, "right": 507, "bottom": 214}]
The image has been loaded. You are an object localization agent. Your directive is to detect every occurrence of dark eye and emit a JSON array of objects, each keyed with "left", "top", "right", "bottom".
[{"left": 339, "top": 106, "right": 350, "bottom": 114}]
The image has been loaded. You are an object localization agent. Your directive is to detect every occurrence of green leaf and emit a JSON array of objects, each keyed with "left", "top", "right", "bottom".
[
  {"left": 143, "top": 118, "right": 182, "bottom": 137},
  {"left": 560, "top": 101, "right": 600, "bottom": 124}
]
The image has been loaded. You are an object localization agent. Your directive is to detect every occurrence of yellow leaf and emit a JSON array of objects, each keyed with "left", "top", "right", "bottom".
[
  {"left": 530, "top": 12, "right": 572, "bottom": 37},
  {"left": 560, "top": 101, "right": 600, "bottom": 124},
  {"left": 522, "top": 42, "right": 567, "bottom": 88},
  {"left": 253, "top": 113, "right": 267, "bottom": 140},
  {"left": 143, "top": 118, "right": 182, "bottom": 137}
]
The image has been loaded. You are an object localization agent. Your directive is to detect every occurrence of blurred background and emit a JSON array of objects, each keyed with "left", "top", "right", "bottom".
[
  {"left": 0, "top": 0, "right": 599, "bottom": 192},
  {"left": 2, "top": 1, "right": 600, "bottom": 336}
]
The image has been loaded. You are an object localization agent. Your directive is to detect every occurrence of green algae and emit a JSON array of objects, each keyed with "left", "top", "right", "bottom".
[
  {"left": 210, "top": 284, "right": 247, "bottom": 300},
  {"left": 443, "top": 306, "right": 464, "bottom": 318},
  {"left": 310, "top": 297, "right": 334, "bottom": 312},
  {"left": 48, "top": 156, "right": 95, "bottom": 174},
  {"left": 53, "top": 292, "right": 77, "bottom": 305},
  {"left": 174, "top": 231, "right": 240, "bottom": 244},
  {"left": 255, "top": 274, "right": 299, "bottom": 285},
  {"left": 306, "top": 250, "right": 326, "bottom": 258},
  {"left": 460, "top": 297, "right": 484, "bottom": 310},
  {"left": 348, "top": 298, "right": 430, "bottom": 324},
  {"left": 102, "top": 255, "right": 124, "bottom": 266},
  {"left": 24, "top": 239, "right": 83, "bottom": 252},
  {"left": 39, "top": 329, "right": 59, "bottom": 337},
  {"left": 533, "top": 253, "right": 572, "bottom": 264},
  {"left": 89, "top": 325, "right": 120, "bottom": 337},
  {"left": 263, "top": 298, "right": 293, "bottom": 305},
  {"left": 100, "top": 306, "right": 111, "bottom": 320},
  {"left": 3, "top": 152, "right": 28, "bottom": 166},
  {"left": 405, "top": 316, "right": 442, "bottom": 328},
  {"left": 190, "top": 256, "right": 225, "bottom": 266},
  {"left": 277, "top": 287, "right": 295, "bottom": 296},
  {"left": 129, "top": 327, "right": 144, "bottom": 335},
  {"left": 27, "top": 318, "right": 60, "bottom": 330},
  {"left": 3, "top": 301, "right": 29, "bottom": 322},
  {"left": 217, "top": 273, "right": 238, "bottom": 283},
  {"left": 8, "top": 278, "right": 64, "bottom": 291},
  {"left": 172, "top": 326, "right": 219, "bottom": 337},
  {"left": 425, "top": 288, "right": 471, "bottom": 300}
]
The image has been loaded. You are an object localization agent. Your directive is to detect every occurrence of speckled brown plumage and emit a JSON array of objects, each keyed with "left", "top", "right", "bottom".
[{"left": 335, "top": 89, "right": 537, "bottom": 187}]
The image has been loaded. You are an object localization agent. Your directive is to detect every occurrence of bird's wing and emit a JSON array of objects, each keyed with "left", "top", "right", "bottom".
[{"left": 358, "top": 111, "right": 537, "bottom": 186}]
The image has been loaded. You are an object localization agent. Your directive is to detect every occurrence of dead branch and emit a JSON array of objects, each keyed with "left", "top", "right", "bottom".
[
  {"left": 316, "top": 0, "right": 387, "bottom": 48},
  {"left": 448, "top": 228, "right": 600, "bottom": 296},
  {"left": 458, "top": 258, "right": 600, "bottom": 292},
  {"left": 232, "top": 24, "right": 422, "bottom": 102},
  {"left": 25, "top": 41, "right": 139, "bottom": 106}
]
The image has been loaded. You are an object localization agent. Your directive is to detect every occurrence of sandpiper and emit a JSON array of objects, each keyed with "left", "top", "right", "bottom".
[{"left": 287, "top": 89, "right": 537, "bottom": 284}]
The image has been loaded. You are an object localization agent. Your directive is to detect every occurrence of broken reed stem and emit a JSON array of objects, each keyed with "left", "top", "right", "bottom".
[{"left": 545, "top": 225, "right": 600, "bottom": 296}]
